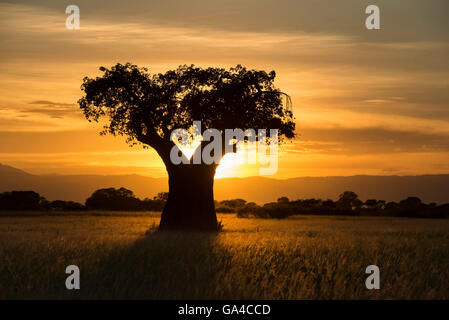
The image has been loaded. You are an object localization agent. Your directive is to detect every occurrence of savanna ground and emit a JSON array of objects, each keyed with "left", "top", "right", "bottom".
[{"left": 0, "top": 211, "right": 448, "bottom": 299}]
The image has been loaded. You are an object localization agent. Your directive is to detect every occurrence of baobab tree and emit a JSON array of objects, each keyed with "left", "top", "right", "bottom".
[{"left": 79, "top": 63, "right": 295, "bottom": 231}]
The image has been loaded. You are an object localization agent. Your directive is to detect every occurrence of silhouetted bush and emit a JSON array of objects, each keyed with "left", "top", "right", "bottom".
[
  {"left": 85, "top": 187, "right": 142, "bottom": 211},
  {"left": 153, "top": 192, "right": 169, "bottom": 202},
  {"left": 263, "top": 202, "right": 294, "bottom": 219},
  {"left": 216, "top": 198, "right": 247, "bottom": 213},
  {"left": 48, "top": 200, "right": 86, "bottom": 211},
  {"left": 433, "top": 204, "right": 449, "bottom": 218},
  {"left": 84, "top": 188, "right": 167, "bottom": 211},
  {"left": 237, "top": 202, "right": 260, "bottom": 218},
  {"left": 0, "top": 191, "right": 86, "bottom": 211},
  {"left": 395, "top": 197, "right": 424, "bottom": 217},
  {"left": 277, "top": 197, "right": 289, "bottom": 203},
  {"left": 141, "top": 198, "right": 166, "bottom": 211},
  {"left": 216, "top": 206, "right": 235, "bottom": 213},
  {"left": 0, "top": 191, "right": 46, "bottom": 210},
  {"left": 237, "top": 202, "right": 293, "bottom": 219}
]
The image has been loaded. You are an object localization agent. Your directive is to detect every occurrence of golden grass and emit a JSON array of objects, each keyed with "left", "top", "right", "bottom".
[{"left": 0, "top": 212, "right": 448, "bottom": 299}]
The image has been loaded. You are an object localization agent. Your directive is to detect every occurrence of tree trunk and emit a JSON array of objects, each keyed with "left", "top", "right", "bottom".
[{"left": 158, "top": 164, "right": 218, "bottom": 232}]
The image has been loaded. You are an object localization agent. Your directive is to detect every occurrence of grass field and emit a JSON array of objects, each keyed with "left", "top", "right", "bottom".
[{"left": 0, "top": 212, "right": 448, "bottom": 299}]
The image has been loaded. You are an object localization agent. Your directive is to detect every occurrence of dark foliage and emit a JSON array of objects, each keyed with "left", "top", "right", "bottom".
[
  {"left": 237, "top": 191, "right": 449, "bottom": 219},
  {"left": 216, "top": 198, "right": 247, "bottom": 213},
  {"left": 85, "top": 187, "right": 166, "bottom": 211},
  {"left": 46, "top": 200, "right": 86, "bottom": 211},
  {"left": 0, "top": 187, "right": 167, "bottom": 212},
  {"left": 0, "top": 191, "right": 85, "bottom": 211},
  {"left": 85, "top": 187, "right": 140, "bottom": 211},
  {"left": 1, "top": 188, "right": 448, "bottom": 219},
  {"left": 79, "top": 63, "right": 295, "bottom": 146},
  {"left": 0, "top": 191, "right": 45, "bottom": 210}
]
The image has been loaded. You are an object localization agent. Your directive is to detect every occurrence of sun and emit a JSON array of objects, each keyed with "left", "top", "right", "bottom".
[
  {"left": 215, "top": 153, "right": 243, "bottom": 178},
  {"left": 171, "top": 141, "right": 246, "bottom": 178}
]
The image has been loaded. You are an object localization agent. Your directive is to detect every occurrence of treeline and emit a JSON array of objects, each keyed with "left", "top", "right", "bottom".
[
  {"left": 1, "top": 189, "right": 448, "bottom": 219},
  {"left": 0, "top": 188, "right": 167, "bottom": 212},
  {"left": 0, "top": 191, "right": 85, "bottom": 211},
  {"left": 235, "top": 191, "right": 449, "bottom": 219},
  {"left": 85, "top": 188, "right": 167, "bottom": 211}
]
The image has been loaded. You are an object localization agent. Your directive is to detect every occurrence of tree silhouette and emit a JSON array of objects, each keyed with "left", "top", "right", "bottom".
[
  {"left": 85, "top": 187, "right": 140, "bottom": 211},
  {"left": 79, "top": 63, "right": 295, "bottom": 231},
  {"left": 337, "top": 191, "right": 362, "bottom": 211},
  {"left": 0, "top": 191, "right": 45, "bottom": 211}
]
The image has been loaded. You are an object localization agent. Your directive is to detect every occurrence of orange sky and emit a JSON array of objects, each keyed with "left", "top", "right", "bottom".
[{"left": 1, "top": 1, "right": 449, "bottom": 178}]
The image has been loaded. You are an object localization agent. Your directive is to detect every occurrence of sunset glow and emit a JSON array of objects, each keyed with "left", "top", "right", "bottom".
[{"left": 1, "top": 1, "right": 448, "bottom": 178}]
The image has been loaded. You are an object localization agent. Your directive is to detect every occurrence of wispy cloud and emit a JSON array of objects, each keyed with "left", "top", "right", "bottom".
[
  {"left": 28, "top": 100, "right": 75, "bottom": 106},
  {"left": 22, "top": 100, "right": 77, "bottom": 118},
  {"left": 0, "top": 3, "right": 352, "bottom": 50}
]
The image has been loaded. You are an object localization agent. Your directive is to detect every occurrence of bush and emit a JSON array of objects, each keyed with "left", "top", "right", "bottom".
[
  {"left": 216, "top": 199, "right": 247, "bottom": 214},
  {"left": 216, "top": 206, "right": 234, "bottom": 213},
  {"left": 85, "top": 188, "right": 167, "bottom": 211},
  {"left": 48, "top": 200, "right": 86, "bottom": 211},
  {"left": 0, "top": 191, "right": 46, "bottom": 211},
  {"left": 85, "top": 187, "right": 141, "bottom": 211},
  {"left": 141, "top": 198, "right": 166, "bottom": 211},
  {"left": 263, "top": 202, "right": 294, "bottom": 219},
  {"left": 237, "top": 202, "right": 293, "bottom": 219},
  {"left": 237, "top": 202, "right": 260, "bottom": 218}
]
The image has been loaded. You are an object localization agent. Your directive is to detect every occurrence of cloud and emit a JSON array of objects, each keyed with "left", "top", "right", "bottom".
[
  {"left": 0, "top": 105, "right": 86, "bottom": 132},
  {"left": 4, "top": 0, "right": 449, "bottom": 42},
  {"left": 21, "top": 100, "right": 77, "bottom": 118},
  {"left": 28, "top": 100, "right": 75, "bottom": 106},
  {"left": 0, "top": 2, "right": 353, "bottom": 53},
  {"left": 290, "top": 127, "right": 449, "bottom": 154},
  {"left": 277, "top": 151, "right": 449, "bottom": 177}
]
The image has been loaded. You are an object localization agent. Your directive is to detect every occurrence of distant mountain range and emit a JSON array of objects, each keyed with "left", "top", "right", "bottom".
[{"left": 1, "top": 163, "right": 449, "bottom": 204}]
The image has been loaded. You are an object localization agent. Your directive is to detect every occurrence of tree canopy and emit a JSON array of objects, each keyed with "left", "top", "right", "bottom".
[{"left": 79, "top": 63, "right": 295, "bottom": 159}]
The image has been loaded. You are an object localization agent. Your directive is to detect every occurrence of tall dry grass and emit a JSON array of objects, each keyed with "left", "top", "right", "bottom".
[{"left": 0, "top": 212, "right": 448, "bottom": 299}]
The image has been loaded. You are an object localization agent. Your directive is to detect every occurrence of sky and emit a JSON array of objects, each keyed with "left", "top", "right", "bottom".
[{"left": 0, "top": 0, "right": 448, "bottom": 178}]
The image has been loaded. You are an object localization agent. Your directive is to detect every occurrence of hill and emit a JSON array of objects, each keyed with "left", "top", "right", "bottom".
[{"left": 1, "top": 163, "right": 448, "bottom": 204}]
